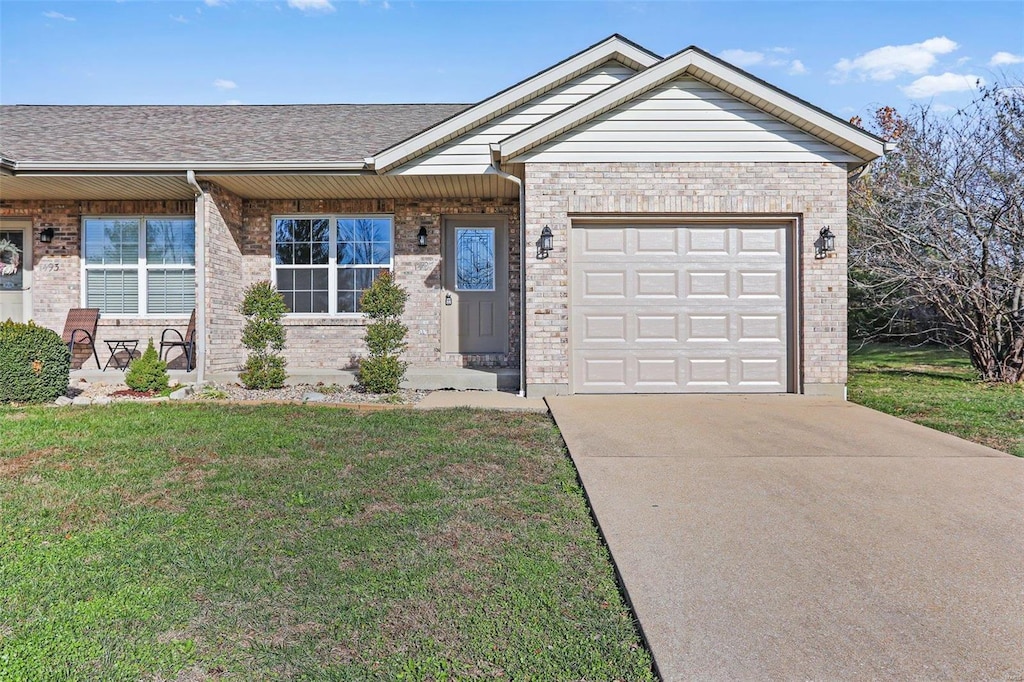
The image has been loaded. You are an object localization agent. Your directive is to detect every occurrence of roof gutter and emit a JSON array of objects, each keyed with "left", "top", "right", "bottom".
[
  {"left": 8, "top": 160, "right": 370, "bottom": 174},
  {"left": 489, "top": 148, "right": 527, "bottom": 397},
  {"left": 185, "top": 170, "right": 207, "bottom": 386}
]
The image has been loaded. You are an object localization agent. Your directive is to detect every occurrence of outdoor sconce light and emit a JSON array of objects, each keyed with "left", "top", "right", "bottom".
[
  {"left": 815, "top": 226, "right": 836, "bottom": 260},
  {"left": 536, "top": 225, "right": 553, "bottom": 259},
  {"left": 417, "top": 226, "right": 428, "bottom": 248},
  {"left": 39, "top": 228, "right": 55, "bottom": 244}
]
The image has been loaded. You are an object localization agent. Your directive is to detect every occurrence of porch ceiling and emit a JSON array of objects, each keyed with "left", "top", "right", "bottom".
[
  {"left": 0, "top": 172, "right": 519, "bottom": 201},
  {"left": 0, "top": 174, "right": 195, "bottom": 201},
  {"left": 199, "top": 173, "right": 518, "bottom": 200}
]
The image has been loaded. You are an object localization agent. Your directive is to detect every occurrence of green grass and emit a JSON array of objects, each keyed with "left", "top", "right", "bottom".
[
  {"left": 848, "top": 343, "right": 1024, "bottom": 457},
  {"left": 0, "top": 404, "right": 653, "bottom": 681}
]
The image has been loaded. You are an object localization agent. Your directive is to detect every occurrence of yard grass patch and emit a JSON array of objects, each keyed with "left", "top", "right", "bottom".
[
  {"left": 848, "top": 343, "right": 1024, "bottom": 457},
  {"left": 0, "top": 404, "right": 653, "bottom": 681}
]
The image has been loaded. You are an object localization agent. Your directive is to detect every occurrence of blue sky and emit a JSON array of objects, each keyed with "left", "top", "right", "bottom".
[{"left": 2, "top": 0, "right": 1022, "bottom": 121}]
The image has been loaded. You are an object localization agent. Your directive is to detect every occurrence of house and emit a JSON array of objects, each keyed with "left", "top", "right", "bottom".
[{"left": 0, "top": 35, "right": 887, "bottom": 397}]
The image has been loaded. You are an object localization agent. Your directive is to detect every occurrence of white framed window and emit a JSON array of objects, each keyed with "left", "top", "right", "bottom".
[
  {"left": 82, "top": 217, "right": 196, "bottom": 316},
  {"left": 273, "top": 215, "right": 393, "bottom": 315}
]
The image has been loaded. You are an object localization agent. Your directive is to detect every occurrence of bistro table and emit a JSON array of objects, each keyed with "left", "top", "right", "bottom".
[{"left": 103, "top": 339, "right": 139, "bottom": 371}]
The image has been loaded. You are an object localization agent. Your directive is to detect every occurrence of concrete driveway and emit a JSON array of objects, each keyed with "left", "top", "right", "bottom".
[{"left": 547, "top": 395, "right": 1023, "bottom": 681}]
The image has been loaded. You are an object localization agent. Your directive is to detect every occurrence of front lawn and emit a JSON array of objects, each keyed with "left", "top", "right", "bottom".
[
  {"left": 848, "top": 343, "right": 1024, "bottom": 457},
  {"left": 0, "top": 404, "right": 653, "bottom": 681}
]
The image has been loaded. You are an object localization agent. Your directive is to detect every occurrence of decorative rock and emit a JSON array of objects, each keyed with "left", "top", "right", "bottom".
[
  {"left": 55, "top": 396, "right": 73, "bottom": 407},
  {"left": 303, "top": 391, "right": 327, "bottom": 402},
  {"left": 169, "top": 386, "right": 193, "bottom": 400},
  {"left": 92, "top": 396, "right": 112, "bottom": 406},
  {"left": 71, "top": 396, "right": 92, "bottom": 407}
]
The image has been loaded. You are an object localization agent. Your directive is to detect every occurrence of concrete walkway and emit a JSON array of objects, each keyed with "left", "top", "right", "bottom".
[{"left": 547, "top": 394, "right": 1024, "bottom": 681}]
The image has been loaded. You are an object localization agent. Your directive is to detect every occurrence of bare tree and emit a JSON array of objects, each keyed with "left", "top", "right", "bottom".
[{"left": 849, "top": 84, "right": 1024, "bottom": 383}]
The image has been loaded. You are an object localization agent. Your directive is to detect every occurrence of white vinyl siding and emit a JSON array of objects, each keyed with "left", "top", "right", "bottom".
[
  {"left": 82, "top": 217, "right": 195, "bottom": 316},
  {"left": 391, "top": 62, "right": 636, "bottom": 176},
  {"left": 512, "top": 77, "right": 859, "bottom": 163}
]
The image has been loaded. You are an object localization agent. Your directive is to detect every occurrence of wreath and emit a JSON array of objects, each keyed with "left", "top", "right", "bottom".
[{"left": 0, "top": 238, "right": 22, "bottom": 277}]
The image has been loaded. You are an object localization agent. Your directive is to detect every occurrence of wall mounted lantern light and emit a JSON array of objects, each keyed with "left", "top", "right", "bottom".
[
  {"left": 536, "top": 225, "right": 553, "bottom": 259},
  {"left": 815, "top": 226, "right": 836, "bottom": 260},
  {"left": 39, "top": 228, "right": 55, "bottom": 244},
  {"left": 417, "top": 226, "right": 428, "bottom": 248}
]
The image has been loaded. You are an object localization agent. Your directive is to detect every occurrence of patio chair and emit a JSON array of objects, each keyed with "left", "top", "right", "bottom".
[
  {"left": 62, "top": 308, "right": 101, "bottom": 369},
  {"left": 159, "top": 308, "right": 197, "bottom": 371}
]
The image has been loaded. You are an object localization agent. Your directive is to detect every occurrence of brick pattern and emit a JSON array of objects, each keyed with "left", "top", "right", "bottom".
[
  {"left": 202, "top": 182, "right": 246, "bottom": 373},
  {"left": 211, "top": 194, "right": 520, "bottom": 372},
  {"left": 523, "top": 161, "right": 848, "bottom": 393},
  {"left": 0, "top": 199, "right": 196, "bottom": 368}
]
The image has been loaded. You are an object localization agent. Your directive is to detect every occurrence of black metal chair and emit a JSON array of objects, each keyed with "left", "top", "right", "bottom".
[
  {"left": 159, "top": 308, "right": 197, "bottom": 371},
  {"left": 61, "top": 308, "right": 101, "bottom": 369}
]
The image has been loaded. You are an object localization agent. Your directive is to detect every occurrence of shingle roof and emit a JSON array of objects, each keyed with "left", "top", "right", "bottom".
[{"left": 0, "top": 104, "right": 470, "bottom": 164}]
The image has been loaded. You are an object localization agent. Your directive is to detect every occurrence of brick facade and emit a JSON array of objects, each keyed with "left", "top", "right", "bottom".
[
  {"left": 522, "top": 161, "right": 848, "bottom": 397},
  {"left": 209, "top": 194, "right": 520, "bottom": 372},
  {"left": 2, "top": 191, "right": 520, "bottom": 374},
  {"left": 0, "top": 199, "right": 196, "bottom": 368},
  {"left": 4, "top": 162, "right": 848, "bottom": 393}
]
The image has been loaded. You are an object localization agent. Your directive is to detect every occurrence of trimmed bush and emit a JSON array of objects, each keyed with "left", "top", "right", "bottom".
[
  {"left": 239, "top": 281, "right": 288, "bottom": 389},
  {"left": 359, "top": 272, "right": 409, "bottom": 394},
  {"left": 0, "top": 320, "right": 70, "bottom": 403},
  {"left": 125, "top": 339, "right": 169, "bottom": 393}
]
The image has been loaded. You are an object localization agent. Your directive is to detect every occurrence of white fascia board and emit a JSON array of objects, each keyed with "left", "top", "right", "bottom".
[
  {"left": 500, "top": 48, "right": 887, "bottom": 164},
  {"left": 9, "top": 160, "right": 370, "bottom": 175},
  {"left": 371, "top": 35, "right": 661, "bottom": 173}
]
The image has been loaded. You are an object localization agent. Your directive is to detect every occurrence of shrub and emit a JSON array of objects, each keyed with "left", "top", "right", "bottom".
[
  {"left": 0, "top": 320, "right": 70, "bottom": 403},
  {"left": 239, "top": 281, "right": 288, "bottom": 389},
  {"left": 359, "top": 272, "right": 409, "bottom": 394},
  {"left": 125, "top": 339, "right": 169, "bottom": 393}
]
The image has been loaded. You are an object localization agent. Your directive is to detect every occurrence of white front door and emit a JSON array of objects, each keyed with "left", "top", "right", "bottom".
[{"left": 0, "top": 225, "right": 31, "bottom": 323}]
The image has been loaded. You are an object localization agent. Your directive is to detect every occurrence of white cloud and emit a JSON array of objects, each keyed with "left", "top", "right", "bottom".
[
  {"left": 990, "top": 51, "right": 1024, "bottom": 67},
  {"left": 788, "top": 59, "right": 807, "bottom": 75},
  {"left": 287, "top": 0, "right": 335, "bottom": 11},
  {"left": 224, "top": 99, "right": 243, "bottom": 106},
  {"left": 43, "top": 10, "right": 76, "bottom": 21},
  {"left": 931, "top": 103, "right": 956, "bottom": 113},
  {"left": 901, "top": 72, "right": 984, "bottom": 98},
  {"left": 719, "top": 49, "right": 764, "bottom": 67},
  {"left": 203, "top": 0, "right": 225, "bottom": 6},
  {"left": 768, "top": 47, "right": 793, "bottom": 55},
  {"left": 213, "top": 79, "right": 237, "bottom": 90},
  {"left": 834, "top": 36, "right": 958, "bottom": 81},
  {"left": 170, "top": 14, "right": 188, "bottom": 23}
]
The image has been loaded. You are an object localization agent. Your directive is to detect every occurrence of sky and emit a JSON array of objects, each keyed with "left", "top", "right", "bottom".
[{"left": 1, "top": 0, "right": 1022, "bottom": 122}]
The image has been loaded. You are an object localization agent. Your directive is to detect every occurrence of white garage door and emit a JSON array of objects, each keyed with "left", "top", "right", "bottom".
[{"left": 571, "top": 223, "right": 791, "bottom": 393}]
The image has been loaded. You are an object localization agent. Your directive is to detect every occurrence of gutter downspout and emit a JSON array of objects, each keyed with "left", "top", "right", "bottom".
[
  {"left": 489, "top": 163, "right": 527, "bottom": 397},
  {"left": 185, "top": 170, "right": 206, "bottom": 385}
]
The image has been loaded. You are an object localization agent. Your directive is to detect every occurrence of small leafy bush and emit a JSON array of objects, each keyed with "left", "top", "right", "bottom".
[
  {"left": 125, "top": 339, "right": 169, "bottom": 393},
  {"left": 359, "top": 272, "right": 409, "bottom": 394},
  {"left": 240, "top": 281, "right": 288, "bottom": 389},
  {"left": 0, "top": 320, "right": 70, "bottom": 403}
]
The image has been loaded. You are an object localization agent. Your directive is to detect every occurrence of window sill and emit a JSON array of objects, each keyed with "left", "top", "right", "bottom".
[{"left": 282, "top": 316, "right": 368, "bottom": 327}]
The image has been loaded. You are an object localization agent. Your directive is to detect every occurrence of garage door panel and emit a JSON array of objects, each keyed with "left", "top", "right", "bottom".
[
  {"left": 687, "top": 271, "right": 730, "bottom": 298},
  {"left": 572, "top": 223, "right": 790, "bottom": 394},
  {"left": 738, "top": 271, "right": 784, "bottom": 298},
  {"left": 636, "top": 270, "right": 680, "bottom": 298},
  {"left": 583, "top": 270, "right": 628, "bottom": 298},
  {"left": 636, "top": 228, "right": 679, "bottom": 254},
  {"left": 686, "top": 314, "right": 730, "bottom": 342},
  {"left": 737, "top": 228, "right": 785, "bottom": 255},
  {"left": 686, "top": 228, "right": 730, "bottom": 254}
]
